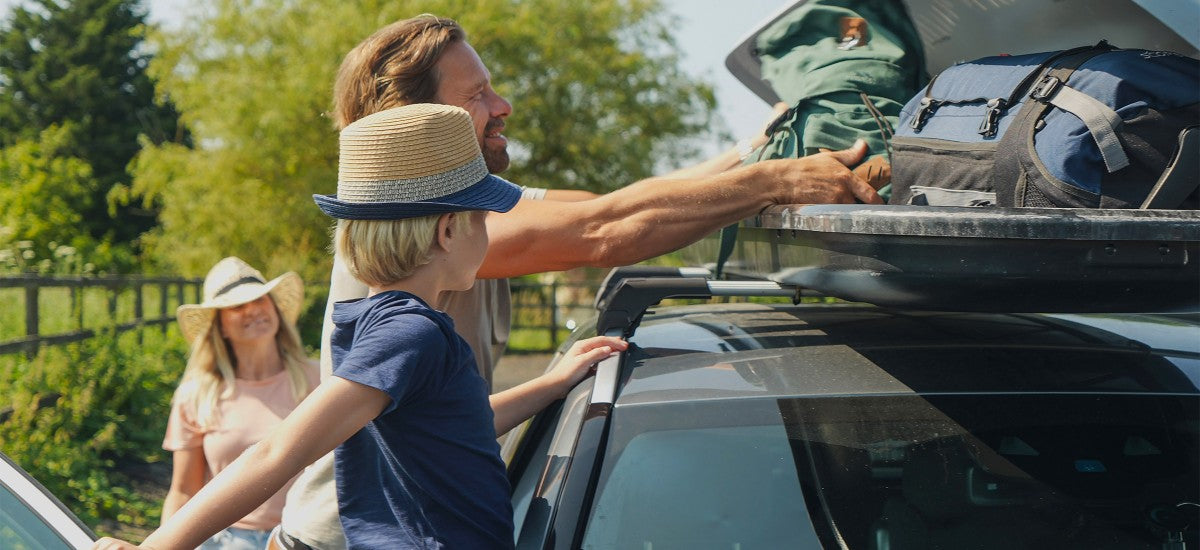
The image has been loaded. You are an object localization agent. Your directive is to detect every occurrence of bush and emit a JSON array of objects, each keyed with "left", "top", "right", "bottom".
[{"left": 0, "top": 327, "right": 186, "bottom": 536}]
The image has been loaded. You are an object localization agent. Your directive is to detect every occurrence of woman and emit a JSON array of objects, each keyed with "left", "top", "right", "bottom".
[{"left": 163, "top": 257, "right": 319, "bottom": 550}]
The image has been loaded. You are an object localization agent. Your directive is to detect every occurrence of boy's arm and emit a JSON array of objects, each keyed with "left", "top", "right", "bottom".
[
  {"left": 489, "top": 336, "right": 626, "bottom": 435},
  {"left": 93, "top": 378, "right": 388, "bottom": 550}
]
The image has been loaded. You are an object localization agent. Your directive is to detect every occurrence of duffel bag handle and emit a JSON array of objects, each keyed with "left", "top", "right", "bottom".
[{"left": 1141, "top": 126, "right": 1199, "bottom": 209}]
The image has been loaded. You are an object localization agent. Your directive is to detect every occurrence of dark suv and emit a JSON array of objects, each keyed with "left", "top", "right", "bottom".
[
  {"left": 500, "top": 2, "right": 1199, "bottom": 548},
  {"left": 500, "top": 203, "right": 1199, "bottom": 550}
]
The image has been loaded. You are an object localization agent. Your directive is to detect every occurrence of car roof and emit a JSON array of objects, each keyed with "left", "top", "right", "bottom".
[{"left": 614, "top": 303, "right": 1200, "bottom": 406}]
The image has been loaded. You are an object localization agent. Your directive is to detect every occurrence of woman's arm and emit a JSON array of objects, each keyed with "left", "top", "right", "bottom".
[
  {"left": 489, "top": 336, "right": 626, "bottom": 435},
  {"left": 93, "top": 378, "right": 390, "bottom": 550},
  {"left": 160, "top": 448, "right": 206, "bottom": 524}
]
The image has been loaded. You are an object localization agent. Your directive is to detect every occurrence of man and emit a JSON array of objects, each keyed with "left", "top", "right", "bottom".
[{"left": 277, "top": 14, "right": 879, "bottom": 550}]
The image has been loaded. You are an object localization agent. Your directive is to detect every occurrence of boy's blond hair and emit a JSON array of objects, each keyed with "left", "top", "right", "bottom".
[{"left": 336, "top": 212, "right": 475, "bottom": 287}]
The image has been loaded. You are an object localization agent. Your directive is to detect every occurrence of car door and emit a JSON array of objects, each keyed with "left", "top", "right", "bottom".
[{"left": 0, "top": 452, "right": 95, "bottom": 549}]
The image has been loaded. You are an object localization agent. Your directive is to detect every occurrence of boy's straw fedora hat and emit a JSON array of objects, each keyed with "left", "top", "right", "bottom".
[
  {"left": 176, "top": 257, "right": 304, "bottom": 343},
  {"left": 313, "top": 103, "right": 521, "bottom": 219}
]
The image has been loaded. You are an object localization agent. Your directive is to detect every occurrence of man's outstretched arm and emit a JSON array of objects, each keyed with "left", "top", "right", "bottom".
[{"left": 477, "top": 141, "right": 876, "bottom": 279}]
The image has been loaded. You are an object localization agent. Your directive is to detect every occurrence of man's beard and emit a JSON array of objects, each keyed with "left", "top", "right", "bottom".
[
  {"left": 483, "top": 144, "right": 509, "bottom": 173},
  {"left": 483, "top": 117, "right": 509, "bottom": 173}
]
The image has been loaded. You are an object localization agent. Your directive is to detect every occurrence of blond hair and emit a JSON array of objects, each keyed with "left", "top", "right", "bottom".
[
  {"left": 333, "top": 14, "right": 465, "bottom": 130},
  {"left": 173, "top": 298, "right": 311, "bottom": 429},
  {"left": 335, "top": 212, "right": 475, "bottom": 288}
]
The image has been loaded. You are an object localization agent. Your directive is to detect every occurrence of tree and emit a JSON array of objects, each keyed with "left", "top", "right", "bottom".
[
  {"left": 132, "top": 0, "right": 718, "bottom": 281},
  {"left": 0, "top": 0, "right": 185, "bottom": 269},
  {"left": 0, "top": 125, "right": 96, "bottom": 268}
]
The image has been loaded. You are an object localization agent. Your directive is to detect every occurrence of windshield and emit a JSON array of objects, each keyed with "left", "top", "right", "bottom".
[{"left": 582, "top": 393, "right": 1198, "bottom": 549}]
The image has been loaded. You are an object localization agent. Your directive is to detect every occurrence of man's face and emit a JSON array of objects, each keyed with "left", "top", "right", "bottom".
[{"left": 433, "top": 41, "right": 512, "bottom": 173}]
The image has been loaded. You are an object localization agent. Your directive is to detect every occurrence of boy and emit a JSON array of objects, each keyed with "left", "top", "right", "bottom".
[{"left": 93, "top": 103, "right": 626, "bottom": 549}]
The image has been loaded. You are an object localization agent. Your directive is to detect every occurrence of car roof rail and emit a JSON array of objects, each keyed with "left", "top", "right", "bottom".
[{"left": 595, "top": 276, "right": 799, "bottom": 337}]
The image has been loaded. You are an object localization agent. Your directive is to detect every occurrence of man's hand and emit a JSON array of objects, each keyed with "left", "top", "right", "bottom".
[{"left": 761, "top": 140, "right": 883, "bottom": 205}]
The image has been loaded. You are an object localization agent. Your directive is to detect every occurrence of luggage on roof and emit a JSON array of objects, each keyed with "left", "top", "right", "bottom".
[{"left": 889, "top": 42, "right": 1200, "bottom": 209}]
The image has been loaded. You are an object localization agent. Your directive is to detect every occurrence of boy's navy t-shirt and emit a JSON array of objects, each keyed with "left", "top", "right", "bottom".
[{"left": 330, "top": 290, "right": 513, "bottom": 549}]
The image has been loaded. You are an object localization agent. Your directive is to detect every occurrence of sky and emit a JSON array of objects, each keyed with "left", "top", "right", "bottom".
[{"left": 0, "top": 0, "right": 791, "bottom": 149}]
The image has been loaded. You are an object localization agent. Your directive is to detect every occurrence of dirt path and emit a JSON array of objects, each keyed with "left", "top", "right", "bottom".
[{"left": 493, "top": 353, "right": 554, "bottom": 392}]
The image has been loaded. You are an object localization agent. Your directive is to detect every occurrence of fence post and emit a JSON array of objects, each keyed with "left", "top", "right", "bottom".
[
  {"left": 159, "top": 282, "right": 169, "bottom": 334},
  {"left": 135, "top": 280, "right": 144, "bottom": 345},
  {"left": 107, "top": 282, "right": 118, "bottom": 323},
  {"left": 24, "top": 281, "right": 38, "bottom": 360},
  {"left": 70, "top": 281, "right": 81, "bottom": 332}
]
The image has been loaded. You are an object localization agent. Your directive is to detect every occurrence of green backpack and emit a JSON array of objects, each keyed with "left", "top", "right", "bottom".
[{"left": 717, "top": 0, "right": 927, "bottom": 277}]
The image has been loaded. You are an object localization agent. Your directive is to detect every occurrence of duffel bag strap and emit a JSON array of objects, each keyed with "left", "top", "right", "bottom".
[
  {"left": 717, "top": 105, "right": 803, "bottom": 278},
  {"left": 1140, "top": 126, "right": 1199, "bottom": 209},
  {"left": 992, "top": 44, "right": 1114, "bottom": 206},
  {"left": 1030, "top": 75, "right": 1130, "bottom": 173}
]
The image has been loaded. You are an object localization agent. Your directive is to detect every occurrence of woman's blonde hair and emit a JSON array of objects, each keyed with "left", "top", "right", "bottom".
[
  {"left": 333, "top": 14, "right": 465, "bottom": 130},
  {"left": 335, "top": 212, "right": 474, "bottom": 288},
  {"left": 173, "top": 298, "right": 311, "bottom": 429}
]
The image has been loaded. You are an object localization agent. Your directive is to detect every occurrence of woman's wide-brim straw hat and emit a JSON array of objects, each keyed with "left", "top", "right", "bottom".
[
  {"left": 313, "top": 103, "right": 521, "bottom": 219},
  {"left": 176, "top": 257, "right": 304, "bottom": 344}
]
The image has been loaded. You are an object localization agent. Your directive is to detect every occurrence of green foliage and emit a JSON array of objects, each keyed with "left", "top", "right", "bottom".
[
  {"left": 0, "top": 328, "right": 186, "bottom": 535},
  {"left": 0, "top": 0, "right": 185, "bottom": 268},
  {"left": 471, "top": 0, "right": 719, "bottom": 191},
  {"left": 132, "top": 0, "right": 717, "bottom": 280},
  {"left": 0, "top": 125, "right": 128, "bottom": 273}
]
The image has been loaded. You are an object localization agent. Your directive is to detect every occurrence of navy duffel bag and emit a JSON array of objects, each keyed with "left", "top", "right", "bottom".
[{"left": 889, "top": 41, "right": 1199, "bottom": 208}]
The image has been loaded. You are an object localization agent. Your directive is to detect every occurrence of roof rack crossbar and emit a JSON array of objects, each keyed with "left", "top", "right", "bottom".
[
  {"left": 594, "top": 265, "right": 712, "bottom": 310},
  {"left": 596, "top": 277, "right": 797, "bottom": 337}
]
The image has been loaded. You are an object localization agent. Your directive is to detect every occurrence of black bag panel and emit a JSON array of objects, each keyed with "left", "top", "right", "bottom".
[
  {"left": 1100, "top": 103, "right": 1200, "bottom": 207},
  {"left": 1019, "top": 103, "right": 1200, "bottom": 208},
  {"left": 889, "top": 136, "right": 995, "bottom": 205}
]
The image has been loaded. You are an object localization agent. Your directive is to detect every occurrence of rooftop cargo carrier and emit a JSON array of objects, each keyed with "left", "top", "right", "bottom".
[{"left": 715, "top": 205, "right": 1199, "bottom": 314}]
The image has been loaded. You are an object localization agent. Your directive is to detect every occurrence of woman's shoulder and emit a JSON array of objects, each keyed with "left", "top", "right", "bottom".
[
  {"left": 171, "top": 377, "right": 203, "bottom": 403},
  {"left": 300, "top": 357, "right": 321, "bottom": 386}
]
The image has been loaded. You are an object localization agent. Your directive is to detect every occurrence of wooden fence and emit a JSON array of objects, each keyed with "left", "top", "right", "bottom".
[
  {"left": 0, "top": 275, "right": 601, "bottom": 357},
  {"left": 0, "top": 275, "right": 204, "bottom": 358},
  {"left": 508, "top": 280, "right": 600, "bottom": 352}
]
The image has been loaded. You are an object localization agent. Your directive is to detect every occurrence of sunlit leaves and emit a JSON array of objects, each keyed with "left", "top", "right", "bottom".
[{"left": 135, "top": 0, "right": 717, "bottom": 280}]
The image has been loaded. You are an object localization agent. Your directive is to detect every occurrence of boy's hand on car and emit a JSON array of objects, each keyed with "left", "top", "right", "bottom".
[{"left": 548, "top": 336, "right": 628, "bottom": 395}]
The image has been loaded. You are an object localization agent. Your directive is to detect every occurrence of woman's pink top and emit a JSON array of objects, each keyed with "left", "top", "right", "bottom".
[{"left": 163, "top": 362, "right": 320, "bottom": 531}]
